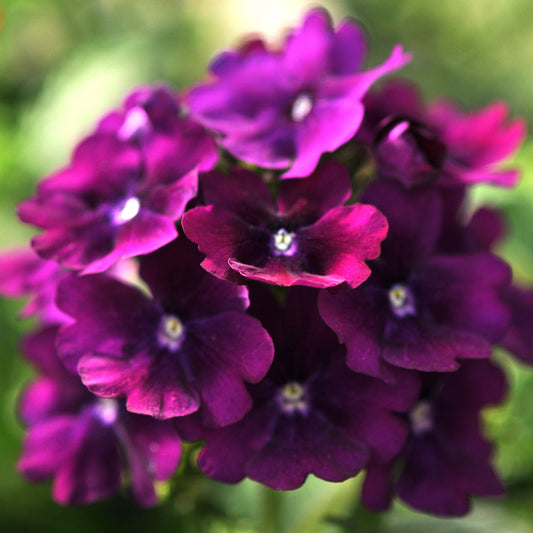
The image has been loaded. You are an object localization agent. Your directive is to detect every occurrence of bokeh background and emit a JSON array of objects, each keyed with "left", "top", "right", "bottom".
[{"left": 2, "top": 0, "right": 533, "bottom": 531}]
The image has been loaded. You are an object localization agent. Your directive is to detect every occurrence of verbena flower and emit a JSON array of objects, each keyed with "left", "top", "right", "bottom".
[
  {"left": 55, "top": 235, "right": 274, "bottom": 426},
  {"left": 319, "top": 179, "right": 511, "bottom": 379},
  {"left": 182, "top": 160, "right": 388, "bottom": 287},
  {"left": 18, "top": 87, "right": 217, "bottom": 274},
  {"left": 359, "top": 81, "right": 526, "bottom": 188},
  {"left": 18, "top": 326, "right": 182, "bottom": 506},
  {"left": 177, "top": 288, "right": 419, "bottom": 489},
  {"left": 187, "top": 8, "right": 410, "bottom": 178},
  {"left": 361, "top": 359, "right": 506, "bottom": 516}
]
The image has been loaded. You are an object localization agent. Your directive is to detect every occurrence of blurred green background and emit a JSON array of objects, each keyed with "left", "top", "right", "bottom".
[{"left": 2, "top": 0, "right": 533, "bottom": 531}]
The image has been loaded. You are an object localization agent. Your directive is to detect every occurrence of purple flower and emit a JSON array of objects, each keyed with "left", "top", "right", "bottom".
[
  {"left": 55, "top": 235, "right": 274, "bottom": 426},
  {"left": 319, "top": 179, "right": 511, "bottom": 379},
  {"left": 0, "top": 248, "right": 69, "bottom": 325},
  {"left": 359, "top": 81, "right": 525, "bottom": 188},
  {"left": 362, "top": 359, "right": 506, "bottom": 516},
  {"left": 182, "top": 160, "right": 388, "bottom": 288},
  {"left": 18, "top": 326, "right": 182, "bottom": 506},
  {"left": 177, "top": 287, "right": 419, "bottom": 490},
  {"left": 187, "top": 8, "right": 410, "bottom": 178},
  {"left": 18, "top": 86, "right": 218, "bottom": 274}
]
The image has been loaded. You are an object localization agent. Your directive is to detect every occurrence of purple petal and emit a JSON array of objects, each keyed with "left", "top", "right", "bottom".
[
  {"left": 246, "top": 414, "right": 368, "bottom": 489},
  {"left": 361, "top": 178, "right": 442, "bottom": 270},
  {"left": 298, "top": 203, "right": 388, "bottom": 288},
  {"left": 52, "top": 419, "right": 121, "bottom": 505},
  {"left": 18, "top": 416, "right": 81, "bottom": 481},
  {"left": 277, "top": 160, "right": 352, "bottom": 221},
  {"left": 282, "top": 8, "right": 333, "bottom": 85},
  {"left": 200, "top": 168, "right": 275, "bottom": 224},
  {"left": 56, "top": 274, "right": 157, "bottom": 372},
  {"left": 418, "top": 253, "right": 511, "bottom": 343},
  {"left": 120, "top": 414, "right": 181, "bottom": 505},
  {"left": 318, "top": 285, "right": 390, "bottom": 379},
  {"left": 183, "top": 205, "right": 269, "bottom": 284}
]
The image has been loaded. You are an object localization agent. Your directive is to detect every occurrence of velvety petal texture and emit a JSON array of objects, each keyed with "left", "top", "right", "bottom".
[
  {"left": 177, "top": 288, "right": 419, "bottom": 490},
  {"left": 183, "top": 161, "right": 388, "bottom": 288},
  {"left": 55, "top": 235, "right": 274, "bottom": 426},
  {"left": 188, "top": 8, "right": 409, "bottom": 178},
  {"left": 359, "top": 80, "right": 525, "bottom": 188},
  {"left": 18, "top": 86, "right": 217, "bottom": 273},
  {"left": 17, "top": 326, "right": 181, "bottom": 506},
  {"left": 362, "top": 359, "right": 507, "bottom": 516},
  {"left": 319, "top": 179, "right": 511, "bottom": 378},
  {"left": 0, "top": 248, "right": 69, "bottom": 324}
]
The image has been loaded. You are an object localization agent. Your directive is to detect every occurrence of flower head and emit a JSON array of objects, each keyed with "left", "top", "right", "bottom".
[
  {"left": 18, "top": 86, "right": 217, "bottom": 274},
  {"left": 55, "top": 235, "right": 274, "bottom": 426},
  {"left": 188, "top": 8, "right": 410, "bottom": 178},
  {"left": 359, "top": 81, "right": 526, "bottom": 187},
  {"left": 177, "top": 287, "right": 419, "bottom": 489},
  {"left": 183, "top": 160, "right": 388, "bottom": 288},
  {"left": 319, "top": 179, "right": 511, "bottom": 379},
  {"left": 18, "top": 327, "right": 182, "bottom": 506},
  {"left": 362, "top": 359, "right": 507, "bottom": 516}
]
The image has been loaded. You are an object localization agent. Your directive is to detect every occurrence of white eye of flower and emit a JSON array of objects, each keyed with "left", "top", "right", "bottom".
[
  {"left": 95, "top": 398, "right": 119, "bottom": 425},
  {"left": 157, "top": 314, "right": 185, "bottom": 351},
  {"left": 115, "top": 197, "right": 141, "bottom": 224},
  {"left": 388, "top": 283, "right": 416, "bottom": 318},
  {"left": 279, "top": 381, "right": 308, "bottom": 414},
  {"left": 410, "top": 400, "right": 433, "bottom": 435},
  {"left": 291, "top": 93, "right": 313, "bottom": 122},
  {"left": 274, "top": 228, "right": 293, "bottom": 251}
]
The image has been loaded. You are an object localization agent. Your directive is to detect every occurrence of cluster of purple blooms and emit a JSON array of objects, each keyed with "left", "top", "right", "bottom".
[{"left": 1, "top": 7, "right": 532, "bottom": 517}]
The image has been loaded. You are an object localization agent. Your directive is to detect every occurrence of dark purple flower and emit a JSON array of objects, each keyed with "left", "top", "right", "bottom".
[
  {"left": 188, "top": 8, "right": 410, "bottom": 178},
  {"left": 177, "top": 287, "right": 419, "bottom": 490},
  {"left": 359, "top": 81, "right": 525, "bottom": 188},
  {"left": 319, "top": 179, "right": 511, "bottom": 379},
  {"left": 182, "top": 160, "right": 388, "bottom": 288},
  {"left": 18, "top": 326, "right": 182, "bottom": 506},
  {"left": 18, "top": 86, "right": 218, "bottom": 274},
  {"left": 437, "top": 186, "right": 506, "bottom": 256},
  {"left": 55, "top": 235, "right": 274, "bottom": 426},
  {"left": 362, "top": 359, "right": 507, "bottom": 516}
]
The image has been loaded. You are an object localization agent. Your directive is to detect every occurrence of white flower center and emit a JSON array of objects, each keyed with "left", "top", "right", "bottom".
[
  {"left": 410, "top": 400, "right": 433, "bottom": 435},
  {"left": 273, "top": 228, "right": 296, "bottom": 255},
  {"left": 388, "top": 283, "right": 416, "bottom": 317},
  {"left": 95, "top": 398, "right": 119, "bottom": 425},
  {"left": 279, "top": 381, "right": 308, "bottom": 414},
  {"left": 157, "top": 314, "right": 184, "bottom": 351},
  {"left": 115, "top": 197, "right": 141, "bottom": 224},
  {"left": 291, "top": 93, "right": 313, "bottom": 122}
]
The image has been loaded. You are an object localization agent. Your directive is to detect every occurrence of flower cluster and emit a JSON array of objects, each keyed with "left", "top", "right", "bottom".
[{"left": 1, "top": 7, "right": 531, "bottom": 518}]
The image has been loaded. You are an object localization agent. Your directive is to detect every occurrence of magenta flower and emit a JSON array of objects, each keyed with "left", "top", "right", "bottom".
[
  {"left": 18, "top": 327, "right": 182, "bottom": 506},
  {"left": 187, "top": 8, "right": 410, "bottom": 178},
  {"left": 55, "top": 235, "right": 274, "bottom": 426},
  {"left": 0, "top": 248, "right": 69, "bottom": 325},
  {"left": 359, "top": 81, "right": 526, "bottom": 187},
  {"left": 362, "top": 359, "right": 506, "bottom": 516},
  {"left": 177, "top": 288, "right": 419, "bottom": 490},
  {"left": 183, "top": 160, "right": 388, "bottom": 288},
  {"left": 18, "top": 87, "right": 218, "bottom": 274}
]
